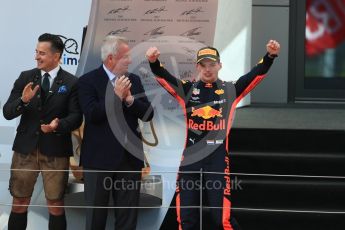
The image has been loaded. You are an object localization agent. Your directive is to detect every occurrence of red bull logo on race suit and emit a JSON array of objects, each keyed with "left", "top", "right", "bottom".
[
  {"left": 189, "top": 106, "right": 225, "bottom": 131},
  {"left": 191, "top": 106, "right": 222, "bottom": 119}
]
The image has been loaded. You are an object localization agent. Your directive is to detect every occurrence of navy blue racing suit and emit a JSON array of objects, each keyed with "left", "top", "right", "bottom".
[{"left": 149, "top": 53, "right": 275, "bottom": 230}]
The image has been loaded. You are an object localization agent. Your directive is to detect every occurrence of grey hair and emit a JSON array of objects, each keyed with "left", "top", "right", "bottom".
[{"left": 101, "top": 35, "right": 128, "bottom": 62}]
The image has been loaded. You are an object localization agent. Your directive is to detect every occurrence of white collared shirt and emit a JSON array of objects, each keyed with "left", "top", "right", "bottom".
[
  {"left": 41, "top": 65, "right": 60, "bottom": 88},
  {"left": 103, "top": 64, "right": 117, "bottom": 85}
]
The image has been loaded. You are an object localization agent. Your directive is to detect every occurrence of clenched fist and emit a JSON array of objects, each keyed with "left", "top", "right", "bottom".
[
  {"left": 266, "top": 40, "right": 280, "bottom": 56},
  {"left": 146, "top": 47, "right": 160, "bottom": 63}
]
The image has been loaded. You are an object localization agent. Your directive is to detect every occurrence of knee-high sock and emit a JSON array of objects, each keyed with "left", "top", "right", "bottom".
[
  {"left": 8, "top": 211, "right": 27, "bottom": 230},
  {"left": 49, "top": 213, "right": 67, "bottom": 230}
]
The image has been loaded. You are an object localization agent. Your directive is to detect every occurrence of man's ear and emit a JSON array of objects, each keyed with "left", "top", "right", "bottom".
[
  {"left": 55, "top": 52, "right": 62, "bottom": 62},
  {"left": 108, "top": 53, "right": 117, "bottom": 63},
  {"left": 219, "top": 62, "right": 222, "bottom": 70},
  {"left": 196, "top": 63, "right": 201, "bottom": 71}
]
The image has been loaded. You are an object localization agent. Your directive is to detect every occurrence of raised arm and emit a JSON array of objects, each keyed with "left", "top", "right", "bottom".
[
  {"left": 235, "top": 40, "right": 280, "bottom": 97},
  {"left": 3, "top": 74, "right": 39, "bottom": 120},
  {"left": 146, "top": 47, "right": 192, "bottom": 101}
]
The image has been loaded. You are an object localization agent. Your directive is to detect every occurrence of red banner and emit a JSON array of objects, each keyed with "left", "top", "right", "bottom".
[{"left": 305, "top": 0, "right": 345, "bottom": 56}]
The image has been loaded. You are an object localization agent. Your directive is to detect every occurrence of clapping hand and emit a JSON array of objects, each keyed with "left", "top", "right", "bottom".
[
  {"left": 21, "top": 82, "right": 39, "bottom": 103},
  {"left": 41, "top": 118, "right": 59, "bottom": 133},
  {"left": 114, "top": 75, "right": 132, "bottom": 100}
]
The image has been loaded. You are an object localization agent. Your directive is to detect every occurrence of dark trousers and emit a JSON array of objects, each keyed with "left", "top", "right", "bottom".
[
  {"left": 83, "top": 155, "right": 141, "bottom": 230},
  {"left": 176, "top": 150, "right": 241, "bottom": 230}
]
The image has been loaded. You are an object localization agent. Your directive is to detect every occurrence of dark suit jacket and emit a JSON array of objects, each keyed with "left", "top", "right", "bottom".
[
  {"left": 3, "top": 68, "right": 82, "bottom": 157},
  {"left": 78, "top": 66, "right": 154, "bottom": 171}
]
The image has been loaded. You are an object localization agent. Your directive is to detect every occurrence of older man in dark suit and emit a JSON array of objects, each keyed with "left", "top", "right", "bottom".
[
  {"left": 78, "top": 35, "right": 154, "bottom": 230},
  {"left": 3, "top": 33, "right": 82, "bottom": 230}
]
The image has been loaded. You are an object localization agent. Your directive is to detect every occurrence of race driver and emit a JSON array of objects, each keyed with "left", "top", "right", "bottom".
[{"left": 146, "top": 40, "right": 280, "bottom": 230}]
